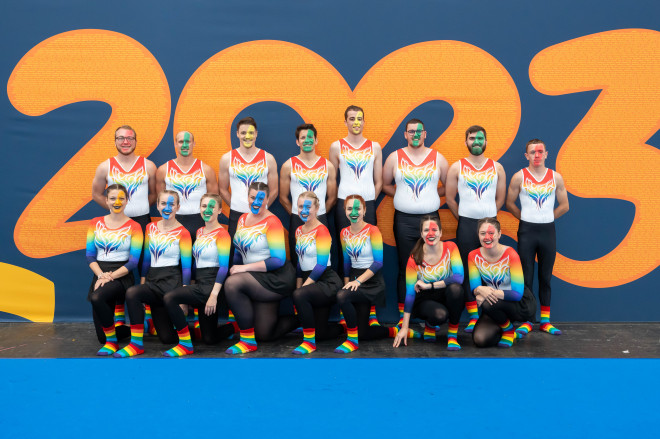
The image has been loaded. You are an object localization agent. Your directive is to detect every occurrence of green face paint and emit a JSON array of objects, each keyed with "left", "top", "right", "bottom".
[
  {"left": 301, "top": 129, "right": 315, "bottom": 153},
  {"left": 179, "top": 132, "right": 192, "bottom": 157},
  {"left": 349, "top": 199, "right": 361, "bottom": 223},
  {"left": 411, "top": 123, "right": 424, "bottom": 147},
  {"left": 470, "top": 131, "right": 486, "bottom": 155},
  {"left": 202, "top": 198, "right": 216, "bottom": 222}
]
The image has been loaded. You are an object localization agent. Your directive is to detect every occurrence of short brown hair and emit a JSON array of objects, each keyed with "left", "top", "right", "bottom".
[
  {"left": 465, "top": 125, "right": 486, "bottom": 140},
  {"left": 344, "top": 105, "right": 365, "bottom": 120},
  {"left": 405, "top": 119, "right": 425, "bottom": 131},
  {"left": 236, "top": 117, "right": 257, "bottom": 131},
  {"left": 295, "top": 124, "right": 317, "bottom": 139},
  {"left": 525, "top": 138, "right": 545, "bottom": 153},
  {"left": 115, "top": 125, "right": 136, "bottom": 140}
]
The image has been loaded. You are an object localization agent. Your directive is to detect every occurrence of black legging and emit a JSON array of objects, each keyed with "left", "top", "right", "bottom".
[
  {"left": 334, "top": 199, "right": 376, "bottom": 278},
  {"left": 130, "top": 213, "right": 152, "bottom": 277},
  {"left": 227, "top": 209, "right": 243, "bottom": 268},
  {"left": 517, "top": 220, "right": 556, "bottom": 308},
  {"left": 336, "top": 289, "right": 390, "bottom": 340},
  {"left": 288, "top": 213, "right": 329, "bottom": 269},
  {"left": 472, "top": 286, "right": 536, "bottom": 347},
  {"left": 455, "top": 216, "right": 481, "bottom": 302},
  {"left": 412, "top": 283, "right": 464, "bottom": 326},
  {"left": 393, "top": 210, "right": 439, "bottom": 303},
  {"left": 292, "top": 284, "right": 344, "bottom": 341},
  {"left": 125, "top": 284, "right": 178, "bottom": 344},
  {"left": 223, "top": 273, "right": 298, "bottom": 341},
  {"left": 90, "top": 281, "right": 130, "bottom": 343}
]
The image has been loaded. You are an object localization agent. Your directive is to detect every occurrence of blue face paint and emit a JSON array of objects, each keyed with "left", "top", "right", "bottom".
[
  {"left": 299, "top": 199, "right": 312, "bottom": 222},
  {"left": 250, "top": 190, "right": 266, "bottom": 214},
  {"left": 162, "top": 195, "right": 175, "bottom": 219}
]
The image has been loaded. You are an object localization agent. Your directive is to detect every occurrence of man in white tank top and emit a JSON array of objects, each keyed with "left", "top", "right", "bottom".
[
  {"left": 506, "top": 139, "right": 569, "bottom": 337},
  {"left": 382, "top": 118, "right": 449, "bottom": 322},
  {"left": 156, "top": 131, "right": 218, "bottom": 243},
  {"left": 445, "top": 125, "right": 506, "bottom": 333},
  {"left": 279, "top": 123, "right": 337, "bottom": 267}
]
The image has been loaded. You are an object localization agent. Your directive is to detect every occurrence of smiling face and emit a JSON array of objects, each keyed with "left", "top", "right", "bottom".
[
  {"left": 421, "top": 220, "right": 441, "bottom": 246},
  {"left": 106, "top": 189, "right": 127, "bottom": 214},
  {"left": 405, "top": 123, "right": 425, "bottom": 148},
  {"left": 525, "top": 143, "right": 547, "bottom": 168},
  {"left": 115, "top": 128, "right": 137, "bottom": 156},
  {"left": 345, "top": 198, "right": 364, "bottom": 224},
  {"left": 175, "top": 131, "right": 194, "bottom": 157},
  {"left": 297, "top": 198, "right": 316, "bottom": 223},
  {"left": 200, "top": 197, "right": 218, "bottom": 222},
  {"left": 478, "top": 223, "right": 500, "bottom": 249},
  {"left": 297, "top": 129, "right": 317, "bottom": 153},
  {"left": 237, "top": 124, "right": 257, "bottom": 148},
  {"left": 466, "top": 130, "right": 487, "bottom": 156},
  {"left": 345, "top": 110, "right": 364, "bottom": 135},
  {"left": 158, "top": 193, "right": 178, "bottom": 219},
  {"left": 249, "top": 189, "right": 266, "bottom": 214}
]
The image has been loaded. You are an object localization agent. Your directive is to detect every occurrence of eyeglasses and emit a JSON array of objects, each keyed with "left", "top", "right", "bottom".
[
  {"left": 115, "top": 136, "right": 136, "bottom": 142},
  {"left": 407, "top": 130, "right": 424, "bottom": 135}
]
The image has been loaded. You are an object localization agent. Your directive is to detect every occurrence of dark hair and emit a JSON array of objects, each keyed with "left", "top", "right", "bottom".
[
  {"left": 236, "top": 117, "right": 257, "bottom": 131},
  {"left": 158, "top": 190, "right": 180, "bottom": 205},
  {"left": 477, "top": 217, "right": 501, "bottom": 233},
  {"left": 405, "top": 119, "right": 425, "bottom": 131},
  {"left": 200, "top": 193, "right": 222, "bottom": 209},
  {"left": 295, "top": 123, "right": 317, "bottom": 139},
  {"left": 105, "top": 184, "right": 128, "bottom": 197},
  {"left": 410, "top": 215, "right": 441, "bottom": 265},
  {"left": 344, "top": 105, "right": 365, "bottom": 120},
  {"left": 115, "top": 125, "right": 136, "bottom": 140},
  {"left": 344, "top": 194, "right": 366, "bottom": 212},
  {"left": 465, "top": 125, "right": 486, "bottom": 140},
  {"left": 248, "top": 181, "right": 270, "bottom": 198},
  {"left": 525, "top": 138, "right": 545, "bottom": 153}
]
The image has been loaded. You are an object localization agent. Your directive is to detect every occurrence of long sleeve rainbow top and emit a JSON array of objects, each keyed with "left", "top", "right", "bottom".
[
  {"left": 295, "top": 223, "right": 332, "bottom": 281},
  {"left": 340, "top": 223, "right": 383, "bottom": 274},
  {"left": 467, "top": 247, "right": 524, "bottom": 301},
  {"left": 85, "top": 217, "right": 143, "bottom": 272},
  {"left": 232, "top": 213, "right": 286, "bottom": 271},
  {"left": 404, "top": 241, "right": 464, "bottom": 313},
  {"left": 192, "top": 225, "right": 231, "bottom": 285},
  {"left": 141, "top": 222, "right": 192, "bottom": 285}
]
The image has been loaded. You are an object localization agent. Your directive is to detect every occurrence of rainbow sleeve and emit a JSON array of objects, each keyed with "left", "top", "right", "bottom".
[
  {"left": 445, "top": 242, "right": 464, "bottom": 285},
  {"left": 215, "top": 228, "right": 231, "bottom": 285},
  {"left": 85, "top": 219, "right": 98, "bottom": 264},
  {"left": 179, "top": 228, "right": 192, "bottom": 285},
  {"left": 264, "top": 216, "right": 286, "bottom": 271},
  {"left": 309, "top": 225, "right": 331, "bottom": 282},
  {"left": 502, "top": 248, "right": 524, "bottom": 301},
  {"left": 467, "top": 250, "right": 483, "bottom": 294},
  {"left": 404, "top": 256, "right": 418, "bottom": 313},
  {"left": 367, "top": 225, "right": 384, "bottom": 273},
  {"left": 341, "top": 229, "right": 351, "bottom": 275},
  {"left": 141, "top": 224, "right": 153, "bottom": 275},
  {"left": 123, "top": 222, "right": 144, "bottom": 272}
]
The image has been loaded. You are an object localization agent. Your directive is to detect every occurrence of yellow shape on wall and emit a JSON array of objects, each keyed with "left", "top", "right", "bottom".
[{"left": 0, "top": 263, "right": 55, "bottom": 322}]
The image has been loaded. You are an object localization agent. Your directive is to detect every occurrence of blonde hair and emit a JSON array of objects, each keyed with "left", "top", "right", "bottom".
[
  {"left": 297, "top": 191, "right": 319, "bottom": 207},
  {"left": 158, "top": 190, "right": 180, "bottom": 205}
]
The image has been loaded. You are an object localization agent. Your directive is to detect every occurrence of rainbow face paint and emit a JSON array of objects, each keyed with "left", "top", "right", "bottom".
[
  {"left": 469, "top": 131, "right": 486, "bottom": 155},
  {"left": 161, "top": 195, "right": 175, "bottom": 219},
  {"left": 411, "top": 123, "right": 424, "bottom": 147},
  {"left": 250, "top": 190, "right": 266, "bottom": 214},
  {"left": 240, "top": 125, "right": 256, "bottom": 148},
  {"left": 178, "top": 132, "right": 193, "bottom": 157},
  {"left": 349, "top": 111, "right": 364, "bottom": 134},
  {"left": 202, "top": 198, "right": 216, "bottom": 222},
  {"left": 301, "top": 129, "right": 315, "bottom": 153},
  {"left": 424, "top": 221, "right": 440, "bottom": 246},
  {"left": 299, "top": 199, "right": 312, "bottom": 222},
  {"left": 481, "top": 224, "right": 497, "bottom": 248},
  {"left": 348, "top": 199, "right": 361, "bottom": 223}
]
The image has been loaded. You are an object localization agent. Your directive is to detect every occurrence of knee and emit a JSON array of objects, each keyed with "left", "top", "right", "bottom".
[
  {"left": 480, "top": 300, "right": 493, "bottom": 314},
  {"left": 336, "top": 289, "right": 350, "bottom": 305},
  {"left": 223, "top": 277, "right": 240, "bottom": 300},
  {"left": 292, "top": 288, "right": 305, "bottom": 306},
  {"left": 125, "top": 285, "right": 140, "bottom": 302},
  {"left": 472, "top": 330, "right": 492, "bottom": 348},
  {"left": 429, "top": 308, "right": 448, "bottom": 325},
  {"left": 447, "top": 283, "right": 463, "bottom": 301}
]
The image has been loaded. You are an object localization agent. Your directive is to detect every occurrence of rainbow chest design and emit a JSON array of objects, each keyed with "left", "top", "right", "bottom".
[
  {"left": 295, "top": 229, "right": 316, "bottom": 259},
  {"left": 233, "top": 218, "right": 268, "bottom": 259},
  {"left": 460, "top": 159, "right": 496, "bottom": 200},
  {"left": 292, "top": 157, "right": 327, "bottom": 192},
  {"left": 473, "top": 253, "right": 511, "bottom": 290},
  {"left": 341, "top": 141, "right": 373, "bottom": 180},
  {"left": 342, "top": 226, "right": 371, "bottom": 261},
  {"left": 397, "top": 150, "right": 437, "bottom": 199},
  {"left": 419, "top": 250, "right": 452, "bottom": 283},
  {"left": 148, "top": 225, "right": 181, "bottom": 264},
  {"left": 522, "top": 169, "right": 555, "bottom": 210},
  {"left": 167, "top": 160, "right": 205, "bottom": 200},
  {"left": 94, "top": 221, "right": 132, "bottom": 257},
  {"left": 230, "top": 150, "right": 267, "bottom": 187},
  {"left": 192, "top": 231, "right": 218, "bottom": 263},
  {"left": 109, "top": 158, "right": 146, "bottom": 200}
]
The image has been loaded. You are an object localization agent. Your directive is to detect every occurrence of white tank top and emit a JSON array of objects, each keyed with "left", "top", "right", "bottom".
[
  {"left": 164, "top": 159, "right": 207, "bottom": 215},
  {"left": 107, "top": 156, "right": 150, "bottom": 217},
  {"left": 290, "top": 156, "right": 328, "bottom": 215},
  {"left": 457, "top": 158, "right": 498, "bottom": 219},
  {"left": 520, "top": 168, "right": 556, "bottom": 224},
  {"left": 337, "top": 139, "right": 376, "bottom": 201},
  {"left": 228, "top": 148, "right": 268, "bottom": 213},
  {"left": 393, "top": 148, "right": 442, "bottom": 214}
]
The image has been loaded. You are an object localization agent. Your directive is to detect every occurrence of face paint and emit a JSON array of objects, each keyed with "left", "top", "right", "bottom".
[
  {"left": 301, "top": 130, "right": 315, "bottom": 153},
  {"left": 242, "top": 125, "right": 256, "bottom": 148},
  {"left": 250, "top": 190, "right": 266, "bottom": 214},
  {"left": 161, "top": 195, "right": 175, "bottom": 219},
  {"left": 348, "top": 199, "right": 361, "bottom": 223},
  {"left": 469, "top": 131, "right": 486, "bottom": 156},
  {"left": 110, "top": 191, "right": 126, "bottom": 213},
  {"left": 350, "top": 111, "right": 364, "bottom": 134},
  {"left": 299, "top": 199, "right": 312, "bottom": 222},
  {"left": 179, "top": 132, "right": 192, "bottom": 157},
  {"left": 424, "top": 222, "right": 440, "bottom": 246},
  {"left": 202, "top": 198, "right": 216, "bottom": 222},
  {"left": 482, "top": 225, "right": 497, "bottom": 248},
  {"left": 529, "top": 144, "right": 545, "bottom": 166},
  {"left": 411, "top": 123, "right": 424, "bottom": 147}
]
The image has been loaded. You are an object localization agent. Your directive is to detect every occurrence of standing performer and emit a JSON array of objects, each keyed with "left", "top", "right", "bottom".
[
  {"left": 382, "top": 118, "right": 449, "bottom": 327},
  {"left": 223, "top": 183, "right": 298, "bottom": 354},
  {"left": 393, "top": 216, "right": 464, "bottom": 351},
  {"left": 86, "top": 184, "right": 143, "bottom": 355},
  {"left": 156, "top": 130, "right": 218, "bottom": 243},
  {"left": 469, "top": 218, "right": 536, "bottom": 348},
  {"left": 505, "top": 139, "right": 569, "bottom": 337},
  {"left": 279, "top": 124, "right": 337, "bottom": 268},
  {"left": 114, "top": 190, "right": 192, "bottom": 357},
  {"left": 445, "top": 126, "right": 506, "bottom": 332},
  {"left": 291, "top": 192, "right": 344, "bottom": 354}
]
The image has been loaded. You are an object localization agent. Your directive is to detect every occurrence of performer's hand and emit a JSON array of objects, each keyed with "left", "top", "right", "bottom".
[
  {"left": 205, "top": 295, "right": 217, "bottom": 316},
  {"left": 229, "top": 265, "right": 246, "bottom": 275},
  {"left": 393, "top": 326, "right": 408, "bottom": 348},
  {"left": 342, "top": 280, "right": 360, "bottom": 291}
]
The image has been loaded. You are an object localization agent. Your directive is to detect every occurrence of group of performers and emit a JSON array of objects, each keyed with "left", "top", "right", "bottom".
[{"left": 85, "top": 106, "right": 569, "bottom": 356}]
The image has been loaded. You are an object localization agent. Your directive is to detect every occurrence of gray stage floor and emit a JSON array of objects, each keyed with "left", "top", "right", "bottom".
[{"left": 0, "top": 322, "right": 658, "bottom": 358}]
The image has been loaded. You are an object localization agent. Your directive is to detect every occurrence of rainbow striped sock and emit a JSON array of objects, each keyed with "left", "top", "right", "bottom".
[
  {"left": 334, "top": 327, "right": 359, "bottom": 353},
  {"left": 164, "top": 327, "right": 194, "bottom": 357},
  {"left": 292, "top": 306, "right": 303, "bottom": 334},
  {"left": 515, "top": 321, "right": 533, "bottom": 339},
  {"left": 97, "top": 325, "right": 118, "bottom": 356},
  {"left": 227, "top": 310, "right": 239, "bottom": 339},
  {"left": 408, "top": 328, "right": 422, "bottom": 339},
  {"left": 423, "top": 323, "right": 436, "bottom": 342},
  {"left": 465, "top": 301, "right": 479, "bottom": 333},
  {"left": 113, "top": 324, "right": 145, "bottom": 357},
  {"left": 369, "top": 306, "right": 380, "bottom": 326},
  {"left": 397, "top": 303, "right": 405, "bottom": 327},
  {"left": 144, "top": 305, "right": 157, "bottom": 335},
  {"left": 192, "top": 308, "right": 202, "bottom": 340},
  {"left": 338, "top": 310, "right": 347, "bottom": 329},
  {"left": 540, "top": 306, "right": 561, "bottom": 335},
  {"left": 498, "top": 320, "right": 515, "bottom": 348},
  {"left": 292, "top": 328, "right": 316, "bottom": 355},
  {"left": 114, "top": 304, "right": 126, "bottom": 328},
  {"left": 225, "top": 328, "right": 257, "bottom": 354},
  {"left": 387, "top": 326, "right": 421, "bottom": 339},
  {"left": 447, "top": 323, "right": 461, "bottom": 350}
]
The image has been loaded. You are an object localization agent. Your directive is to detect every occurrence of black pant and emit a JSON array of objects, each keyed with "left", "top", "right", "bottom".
[
  {"left": 335, "top": 199, "right": 376, "bottom": 278},
  {"left": 288, "top": 213, "right": 329, "bottom": 269},
  {"left": 90, "top": 281, "right": 130, "bottom": 343},
  {"left": 517, "top": 220, "right": 556, "bottom": 308},
  {"left": 125, "top": 284, "right": 178, "bottom": 344},
  {"left": 412, "top": 283, "right": 464, "bottom": 326},
  {"left": 455, "top": 216, "right": 481, "bottom": 302},
  {"left": 292, "top": 283, "right": 344, "bottom": 341},
  {"left": 130, "top": 213, "right": 152, "bottom": 277},
  {"left": 227, "top": 209, "right": 244, "bottom": 268},
  {"left": 472, "top": 286, "right": 537, "bottom": 347}
]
